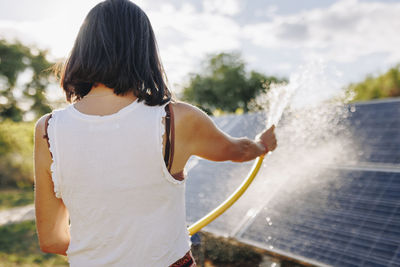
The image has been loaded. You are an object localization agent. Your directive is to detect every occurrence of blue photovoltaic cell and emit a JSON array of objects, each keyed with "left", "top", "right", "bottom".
[
  {"left": 185, "top": 99, "right": 400, "bottom": 266},
  {"left": 239, "top": 170, "right": 400, "bottom": 266},
  {"left": 347, "top": 100, "right": 400, "bottom": 164}
]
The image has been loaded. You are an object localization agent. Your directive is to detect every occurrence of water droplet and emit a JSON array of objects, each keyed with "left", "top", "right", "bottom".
[{"left": 247, "top": 209, "right": 257, "bottom": 217}]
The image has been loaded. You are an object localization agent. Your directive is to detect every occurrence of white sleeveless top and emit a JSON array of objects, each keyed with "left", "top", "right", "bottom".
[{"left": 46, "top": 99, "right": 191, "bottom": 266}]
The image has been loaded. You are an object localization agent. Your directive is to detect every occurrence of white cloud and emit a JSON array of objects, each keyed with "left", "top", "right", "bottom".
[
  {"left": 243, "top": 0, "right": 400, "bottom": 64},
  {"left": 0, "top": 0, "right": 148, "bottom": 60},
  {"left": 147, "top": 3, "right": 241, "bottom": 89},
  {"left": 0, "top": 0, "right": 101, "bottom": 60},
  {"left": 202, "top": 0, "right": 241, "bottom": 16},
  {"left": 1, "top": 0, "right": 399, "bottom": 91},
  {"left": 0, "top": 1, "right": 242, "bottom": 91}
]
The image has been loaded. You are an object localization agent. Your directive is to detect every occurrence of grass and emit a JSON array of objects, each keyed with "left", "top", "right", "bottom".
[
  {"left": 0, "top": 220, "right": 68, "bottom": 266},
  {"left": 0, "top": 189, "right": 34, "bottom": 210}
]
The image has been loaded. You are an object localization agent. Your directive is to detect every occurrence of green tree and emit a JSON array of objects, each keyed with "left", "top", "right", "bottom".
[
  {"left": 347, "top": 64, "right": 400, "bottom": 102},
  {"left": 182, "top": 52, "right": 286, "bottom": 113},
  {"left": 0, "top": 39, "right": 54, "bottom": 122}
]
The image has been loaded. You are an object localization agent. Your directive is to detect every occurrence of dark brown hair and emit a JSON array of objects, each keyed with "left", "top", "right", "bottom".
[{"left": 59, "top": 0, "right": 171, "bottom": 105}]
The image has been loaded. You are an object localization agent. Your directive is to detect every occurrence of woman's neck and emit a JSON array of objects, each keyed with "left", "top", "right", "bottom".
[{"left": 84, "top": 83, "right": 135, "bottom": 99}]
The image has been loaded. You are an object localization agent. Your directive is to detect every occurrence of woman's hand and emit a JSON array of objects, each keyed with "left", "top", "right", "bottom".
[{"left": 255, "top": 125, "right": 277, "bottom": 154}]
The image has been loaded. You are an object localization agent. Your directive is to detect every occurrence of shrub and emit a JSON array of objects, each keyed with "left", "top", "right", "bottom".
[
  {"left": 192, "top": 231, "right": 263, "bottom": 267},
  {"left": 0, "top": 120, "right": 35, "bottom": 189}
]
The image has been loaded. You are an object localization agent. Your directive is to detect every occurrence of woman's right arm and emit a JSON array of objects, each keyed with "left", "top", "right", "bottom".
[{"left": 176, "top": 102, "right": 277, "bottom": 163}]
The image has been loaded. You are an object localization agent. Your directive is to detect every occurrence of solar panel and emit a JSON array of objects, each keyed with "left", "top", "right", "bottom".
[
  {"left": 347, "top": 100, "right": 400, "bottom": 164},
  {"left": 185, "top": 98, "right": 400, "bottom": 266},
  {"left": 239, "top": 170, "right": 400, "bottom": 266}
]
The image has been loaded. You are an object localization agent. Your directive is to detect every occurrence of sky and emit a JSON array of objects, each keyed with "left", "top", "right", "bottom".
[{"left": 0, "top": 0, "right": 399, "bottom": 96}]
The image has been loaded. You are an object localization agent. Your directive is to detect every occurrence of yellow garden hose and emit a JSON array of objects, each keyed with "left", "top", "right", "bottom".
[{"left": 188, "top": 155, "right": 265, "bottom": 235}]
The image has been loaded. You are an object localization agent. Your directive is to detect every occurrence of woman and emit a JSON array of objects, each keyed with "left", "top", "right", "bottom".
[{"left": 34, "top": 0, "right": 277, "bottom": 266}]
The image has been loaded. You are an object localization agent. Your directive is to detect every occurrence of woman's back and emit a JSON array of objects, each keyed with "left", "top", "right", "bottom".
[
  {"left": 47, "top": 95, "right": 191, "bottom": 266},
  {"left": 33, "top": 1, "right": 276, "bottom": 265}
]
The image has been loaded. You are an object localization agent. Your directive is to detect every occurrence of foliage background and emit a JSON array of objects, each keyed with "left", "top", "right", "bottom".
[
  {"left": 182, "top": 52, "right": 286, "bottom": 114},
  {"left": 0, "top": 120, "right": 35, "bottom": 188},
  {"left": 347, "top": 64, "right": 400, "bottom": 102},
  {"left": 0, "top": 39, "right": 54, "bottom": 122},
  {"left": 1, "top": 38, "right": 400, "bottom": 189}
]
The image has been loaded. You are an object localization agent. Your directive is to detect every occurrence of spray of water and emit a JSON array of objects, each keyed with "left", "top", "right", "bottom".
[
  {"left": 220, "top": 61, "right": 359, "bottom": 242},
  {"left": 265, "top": 82, "right": 295, "bottom": 128}
]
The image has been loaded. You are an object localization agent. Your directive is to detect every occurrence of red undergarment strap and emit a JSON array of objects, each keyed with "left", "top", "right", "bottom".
[
  {"left": 171, "top": 170, "right": 185, "bottom": 181},
  {"left": 164, "top": 104, "right": 171, "bottom": 169},
  {"left": 169, "top": 250, "right": 196, "bottom": 267},
  {"left": 168, "top": 103, "right": 175, "bottom": 173},
  {"left": 164, "top": 103, "right": 176, "bottom": 173},
  {"left": 164, "top": 103, "right": 185, "bottom": 181}
]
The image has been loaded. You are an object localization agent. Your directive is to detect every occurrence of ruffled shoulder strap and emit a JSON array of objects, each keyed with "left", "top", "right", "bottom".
[
  {"left": 42, "top": 112, "right": 61, "bottom": 198},
  {"left": 43, "top": 113, "right": 53, "bottom": 159}
]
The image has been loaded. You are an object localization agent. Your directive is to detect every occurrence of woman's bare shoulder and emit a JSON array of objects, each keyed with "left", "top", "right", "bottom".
[
  {"left": 34, "top": 113, "right": 52, "bottom": 138},
  {"left": 171, "top": 100, "right": 196, "bottom": 112},
  {"left": 169, "top": 101, "right": 237, "bottom": 161},
  {"left": 170, "top": 101, "right": 214, "bottom": 147},
  {"left": 171, "top": 100, "right": 209, "bottom": 122}
]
